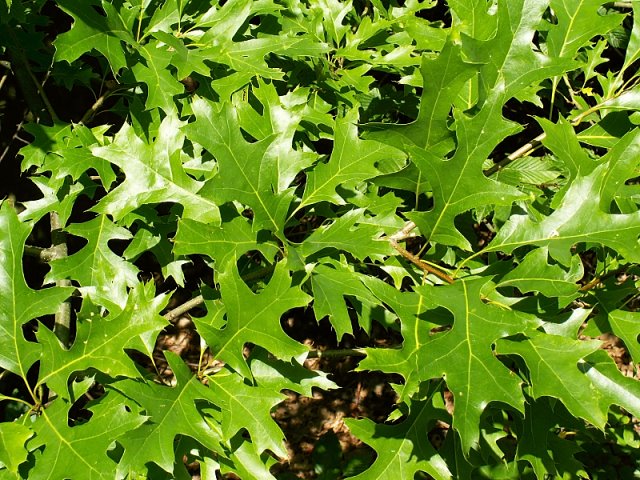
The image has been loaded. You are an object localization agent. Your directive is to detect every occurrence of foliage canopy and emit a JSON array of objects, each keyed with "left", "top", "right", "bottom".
[{"left": 1, "top": 0, "right": 640, "bottom": 478}]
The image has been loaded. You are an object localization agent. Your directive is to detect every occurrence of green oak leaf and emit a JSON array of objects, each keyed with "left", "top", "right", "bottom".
[
  {"left": 309, "top": 260, "right": 383, "bottom": 339},
  {"left": 218, "top": 34, "right": 329, "bottom": 79},
  {"left": 415, "top": 279, "right": 536, "bottom": 453},
  {"left": 248, "top": 347, "right": 337, "bottom": 397},
  {"left": 496, "top": 332, "right": 603, "bottom": 423},
  {"left": 408, "top": 0, "right": 575, "bottom": 249},
  {"left": 622, "top": 1, "right": 640, "bottom": 74},
  {"left": 37, "top": 283, "right": 169, "bottom": 398},
  {"left": 122, "top": 207, "right": 182, "bottom": 280},
  {"left": 488, "top": 129, "right": 640, "bottom": 264},
  {"left": 207, "top": 368, "right": 288, "bottom": 458},
  {"left": 368, "top": 42, "right": 478, "bottom": 155},
  {"left": 514, "top": 397, "right": 586, "bottom": 479},
  {"left": 448, "top": 0, "right": 498, "bottom": 41},
  {"left": 356, "top": 277, "right": 442, "bottom": 401},
  {"left": 582, "top": 349, "right": 640, "bottom": 421},
  {"left": 45, "top": 214, "right": 140, "bottom": 309},
  {"left": 538, "top": 116, "right": 596, "bottom": 182},
  {"left": 345, "top": 398, "right": 452, "bottom": 480},
  {"left": 92, "top": 113, "right": 220, "bottom": 224},
  {"left": 194, "top": 260, "right": 311, "bottom": 379},
  {"left": 140, "top": 0, "right": 181, "bottom": 37},
  {"left": 498, "top": 332, "right": 640, "bottom": 429},
  {"left": 577, "top": 112, "right": 636, "bottom": 148},
  {"left": 20, "top": 123, "right": 116, "bottom": 190},
  {"left": 184, "top": 98, "right": 292, "bottom": 234},
  {"left": 299, "top": 208, "right": 393, "bottom": 262},
  {"left": 173, "top": 214, "right": 279, "bottom": 269},
  {"left": 111, "top": 351, "right": 224, "bottom": 478},
  {"left": 215, "top": 436, "right": 278, "bottom": 479},
  {"left": 26, "top": 390, "right": 146, "bottom": 480},
  {"left": 298, "top": 108, "right": 406, "bottom": 210},
  {"left": 360, "top": 277, "right": 538, "bottom": 452},
  {"left": 131, "top": 40, "right": 184, "bottom": 113},
  {"left": 151, "top": 31, "right": 216, "bottom": 80},
  {"left": 545, "top": 0, "right": 623, "bottom": 106},
  {"left": 0, "top": 423, "right": 33, "bottom": 477},
  {"left": 546, "top": 0, "right": 623, "bottom": 60},
  {"left": 0, "top": 203, "right": 71, "bottom": 378},
  {"left": 19, "top": 123, "right": 72, "bottom": 172},
  {"left": 495, "top": 247, "right": 583, "bottom": 299},
  {"left": 602, "top": 310, "right": 640, "bottom": 363},
  {"left": 54, "top": 0, "right": 134, "bottom": 71},
  {"left": 235, "top": 80, "right": 319, "bottom": 192}
]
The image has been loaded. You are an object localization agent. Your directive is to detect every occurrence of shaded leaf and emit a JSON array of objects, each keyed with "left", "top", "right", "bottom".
[{"left": 345, "top": 397, "right": 452, "bottom": 480}]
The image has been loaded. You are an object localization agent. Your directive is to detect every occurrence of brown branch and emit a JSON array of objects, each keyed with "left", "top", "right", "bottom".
[{"left": 388, "top": 222, "right": 455, "bottom": 284}]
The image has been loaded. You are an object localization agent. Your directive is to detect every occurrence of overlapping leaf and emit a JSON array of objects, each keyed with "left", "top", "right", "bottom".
[
  {"left": 173, "top": 214, "right": 279, "bottom": 269},
  {"left": 92, "top": 114, "right": 220, "bottom": 224},
  {"left": 359, "top": 277, "right": 539, "bottom": 452},
  {"left": 111, "top": 352, "right": 224, "bottom": 478},
  {"left": 299, "top": 209, "right": 393, "bottom": 262},
  {"left": 54, "top": 0, "right": 133, "bottom": 71},
  {"left": 184, "top": 98, "right": 292, "bottom": 234},
  {"left": 45, "top": 214, "right": 139, "bottom": 309},
  {"left": 27, "top": 390, "right": 146, "bottom": 480},
  {"left": 345, "top": 397, "right": 452, "bottom": 480},
  {"left": 405, "top": 0, "right": 575, "bottom": 249},
  {"left": 298, "top": 108, "right": 407, "bottom": 210},
  {"left": 37, "top": 283, "right": 169, "bottom": 398},
  {"left": 308, "top": 260, "right": 382, "bottom": 339},
  {"left": 207, "top": 369, "right": 288, "bottom": 458},
  {"left": 496, "top": 332, "right": 640, "bottom": 429},
  {"left": 488, "top": 129, "right": 640, "bottom": 264}
]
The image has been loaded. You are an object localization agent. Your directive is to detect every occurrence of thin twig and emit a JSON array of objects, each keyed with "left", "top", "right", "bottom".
[
  {"left": 0, "top": 117, "right": 25, "bottom": 164},
  {"left": 79, "top": 86, "right": 121, "bottom": 124},
  {"left": 388, "top": 222, "right": 455, "bottom": 284},
  {"left": 25, "top": 64, "right": 58, "bottom": 123},
  {"left": 24, "top": 245, "right": 59, "bottom": 263},
  {"left": 307, "top": 348, "right": 366, "bottom": 358},
  {"left": 164, "top": 295, "right": 204, "bottom": 322},
  {"left": 610, "top": 2, "right": 633, "bottom": 8},
  {"left": 485, "top": 132, "right": 546, "bottom": 176}
]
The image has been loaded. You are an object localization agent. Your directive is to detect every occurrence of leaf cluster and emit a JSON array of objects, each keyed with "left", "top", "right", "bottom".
[{"left": 1, "top": 0, "right": 640, "bottom": 478}]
